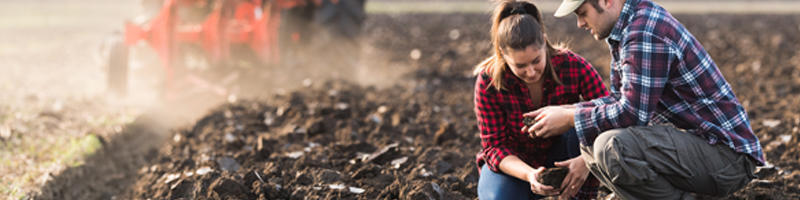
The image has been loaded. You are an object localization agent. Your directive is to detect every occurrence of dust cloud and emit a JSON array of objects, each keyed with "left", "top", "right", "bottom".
[{"left": 0, "top": 1, "right": 407, "bottom": 197}]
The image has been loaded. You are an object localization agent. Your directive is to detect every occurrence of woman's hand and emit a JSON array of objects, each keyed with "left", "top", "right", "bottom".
[
  {"left": 527, "top": 167, "right": 561, "bottom": 196},
  {"left": 554, "top": 156, "right": 591, "bottom": 199},
  {"left": 522, "top": 106, "right": 575, "bottom": 139}
]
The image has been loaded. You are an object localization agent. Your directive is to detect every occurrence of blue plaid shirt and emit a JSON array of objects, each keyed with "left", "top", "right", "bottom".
[{"left": 573, "top": 0, "right": 765, "bottom": 165}]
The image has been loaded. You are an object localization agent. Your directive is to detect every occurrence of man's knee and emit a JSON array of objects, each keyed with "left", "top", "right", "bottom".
[
  {"left": 589, "top": 128, "right": 655, "bottom": 185},
  {"left": 592, "top": 128, "right": 632, "bottom": 161}
]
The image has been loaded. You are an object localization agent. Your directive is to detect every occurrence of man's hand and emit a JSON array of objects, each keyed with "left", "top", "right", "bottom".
[
  {"left": 527, "top": 167, "right": 561, "bottom": 196},
  {"left": 522, "top": 105, "right": 576, "bottom": 138},
  {"left": 554, "top": 156, "right": 591, "bottom": 199}
]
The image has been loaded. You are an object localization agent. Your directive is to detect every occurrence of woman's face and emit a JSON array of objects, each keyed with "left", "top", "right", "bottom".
[{"left": 503, "top": 43, "right": 547, "bottom": 84}]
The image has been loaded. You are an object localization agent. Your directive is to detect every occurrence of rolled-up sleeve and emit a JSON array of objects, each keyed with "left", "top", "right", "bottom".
[{"left": 474, "top": 76, "right": 517, "bottom": 172}]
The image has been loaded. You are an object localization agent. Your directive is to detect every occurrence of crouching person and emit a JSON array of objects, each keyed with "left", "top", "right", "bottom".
[
  {"left": 473, "top": 1, "right": 611, "bottom": 199},
  {"left": 524, "top": 0, "right": 765, "bottom": 199}
]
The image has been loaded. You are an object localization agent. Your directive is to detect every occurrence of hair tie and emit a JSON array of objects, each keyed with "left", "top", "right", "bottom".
[{"left": 509, "top": 6, "right": 526, "bottom": 15}]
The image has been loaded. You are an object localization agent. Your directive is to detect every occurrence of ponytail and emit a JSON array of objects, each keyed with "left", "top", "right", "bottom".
[{"left": 474, "top": 0, "right": 564, "bottom": 91}]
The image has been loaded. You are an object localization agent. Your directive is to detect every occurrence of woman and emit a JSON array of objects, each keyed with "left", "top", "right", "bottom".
[{"left": 473, "top": 1, "right": 609, "bottom": 199}]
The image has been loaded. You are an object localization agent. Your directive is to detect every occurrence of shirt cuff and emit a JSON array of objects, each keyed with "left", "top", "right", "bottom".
[
  {"left": 483, "top": 147, "right": 517, "bottom": 173},
  {"left": 575, "top": 95, "right": 615, "bottom": 108},
  {"left": 574, "top": 101, "right": 595, "bottom": 108},
  {"left": 574, "top": 106, "right": 600, "bottom": 146}
]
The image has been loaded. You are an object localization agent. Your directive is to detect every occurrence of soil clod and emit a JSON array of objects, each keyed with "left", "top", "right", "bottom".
[
  {"left": 523, "top": 117, "right": 536, "bottom": 127},
  {"left": 538, "top": 167, "right": 569, "bottom": 189}
]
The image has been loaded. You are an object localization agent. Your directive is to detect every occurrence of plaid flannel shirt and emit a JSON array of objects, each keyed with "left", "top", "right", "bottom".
[
  {"left": 573, "top": 0, "right": 765, "bottom": 165},
  {"left": 475, "top": 50, "right": 608, "bottom": 199}
]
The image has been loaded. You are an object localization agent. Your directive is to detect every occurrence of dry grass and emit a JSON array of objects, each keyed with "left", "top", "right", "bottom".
[{"left": 0, "top": 96, "right": 139, "bottom": 199}]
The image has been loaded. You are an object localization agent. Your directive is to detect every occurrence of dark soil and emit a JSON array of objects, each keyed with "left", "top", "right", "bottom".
[
  {"left": 538, "top": 167, "right": 569, "bottom": 189},
  {"left": 524, "top": 117, "right": 536, "bottom": 127},
  {"left": 121, "top": 80, "right": 480, "bottom": 199},
  {"left": 36, "top": 13, "right": 800, "bottom": 200}
]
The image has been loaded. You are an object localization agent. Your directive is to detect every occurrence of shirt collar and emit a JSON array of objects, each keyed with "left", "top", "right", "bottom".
[{"left": 607, "top": 0, "right": 639, "bottom": 43}]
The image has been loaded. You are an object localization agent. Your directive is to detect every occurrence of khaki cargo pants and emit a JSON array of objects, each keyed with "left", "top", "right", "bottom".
[{"left": 581, "top": 125, "right": 756, "bottom": 199}]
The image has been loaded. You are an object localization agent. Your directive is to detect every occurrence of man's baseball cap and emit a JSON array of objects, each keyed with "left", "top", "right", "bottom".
[{"left": 554, "top": 0, "right": 585, "bottom": 17}]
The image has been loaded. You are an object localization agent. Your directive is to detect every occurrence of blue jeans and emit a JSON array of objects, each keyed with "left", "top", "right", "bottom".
[{"left": 478, "top": 129, "right": 581, "bottom": 200}]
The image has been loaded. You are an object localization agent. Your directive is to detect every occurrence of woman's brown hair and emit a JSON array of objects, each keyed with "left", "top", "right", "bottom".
[{"left": 474, "top": 0, "right": 564, "bottom": 91}]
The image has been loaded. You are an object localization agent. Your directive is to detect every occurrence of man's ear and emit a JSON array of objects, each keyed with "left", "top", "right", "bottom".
[
  {"left": 602, "top": 0, "right": 614, "bottom": 10},
  {"left": 597, "top": 0, "right": 615, "bottom": 10}
]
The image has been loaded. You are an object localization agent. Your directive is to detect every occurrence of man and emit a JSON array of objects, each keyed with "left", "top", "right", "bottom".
[{"left": 519, "top": 0, "right": 765, "bottom": 199}]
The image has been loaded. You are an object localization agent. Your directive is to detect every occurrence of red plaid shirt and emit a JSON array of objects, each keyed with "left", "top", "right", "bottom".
[{"left": 474, "top": 50, "right": 608, "bottom": 199}]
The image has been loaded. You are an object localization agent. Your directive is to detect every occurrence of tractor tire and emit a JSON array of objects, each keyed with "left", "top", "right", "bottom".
[
  {"left": 107, "top": 39, "right": 129, "bottom": 97},
  {"left": 279, "top": 2, "right": 316, "bottom": 62},
  {"left": 278, "top": 0, "right": 366, "bottom": 47},
  {"left": 312, "top": 0, "right": 366, "bottom": 79},
  {"left": 276, "top": 0, "right": 366, "bottom": 80},
  {"left": 314, "top": 0, "right": 366, "bottom": 42}
]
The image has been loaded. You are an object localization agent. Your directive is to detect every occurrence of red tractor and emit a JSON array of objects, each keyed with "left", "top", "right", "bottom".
[{"left": 107, "top": 0, "right": 366, "bottom": 99}]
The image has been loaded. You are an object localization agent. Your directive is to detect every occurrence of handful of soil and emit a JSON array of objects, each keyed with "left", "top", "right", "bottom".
[
  {"left": 523, "top": 117, "right": 536, "bottom": 127},
  {"left": 523, "top": 117, "right": 538, "bottom": 139},
  {"left": 537, "top": 167, "right": 569, "bottom": 189}
]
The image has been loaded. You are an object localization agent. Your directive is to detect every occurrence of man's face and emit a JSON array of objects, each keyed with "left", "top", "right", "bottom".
[{"left": 574, "top": 1, "right": 616, "bottom": 40}]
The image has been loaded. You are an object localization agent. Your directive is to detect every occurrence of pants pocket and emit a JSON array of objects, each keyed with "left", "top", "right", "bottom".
[
  {"left": 630, "top": 126, "right": 693, "bottom": 178},
  {"left": 710, "top": 155, "right": 750, "bottom": 196}
]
